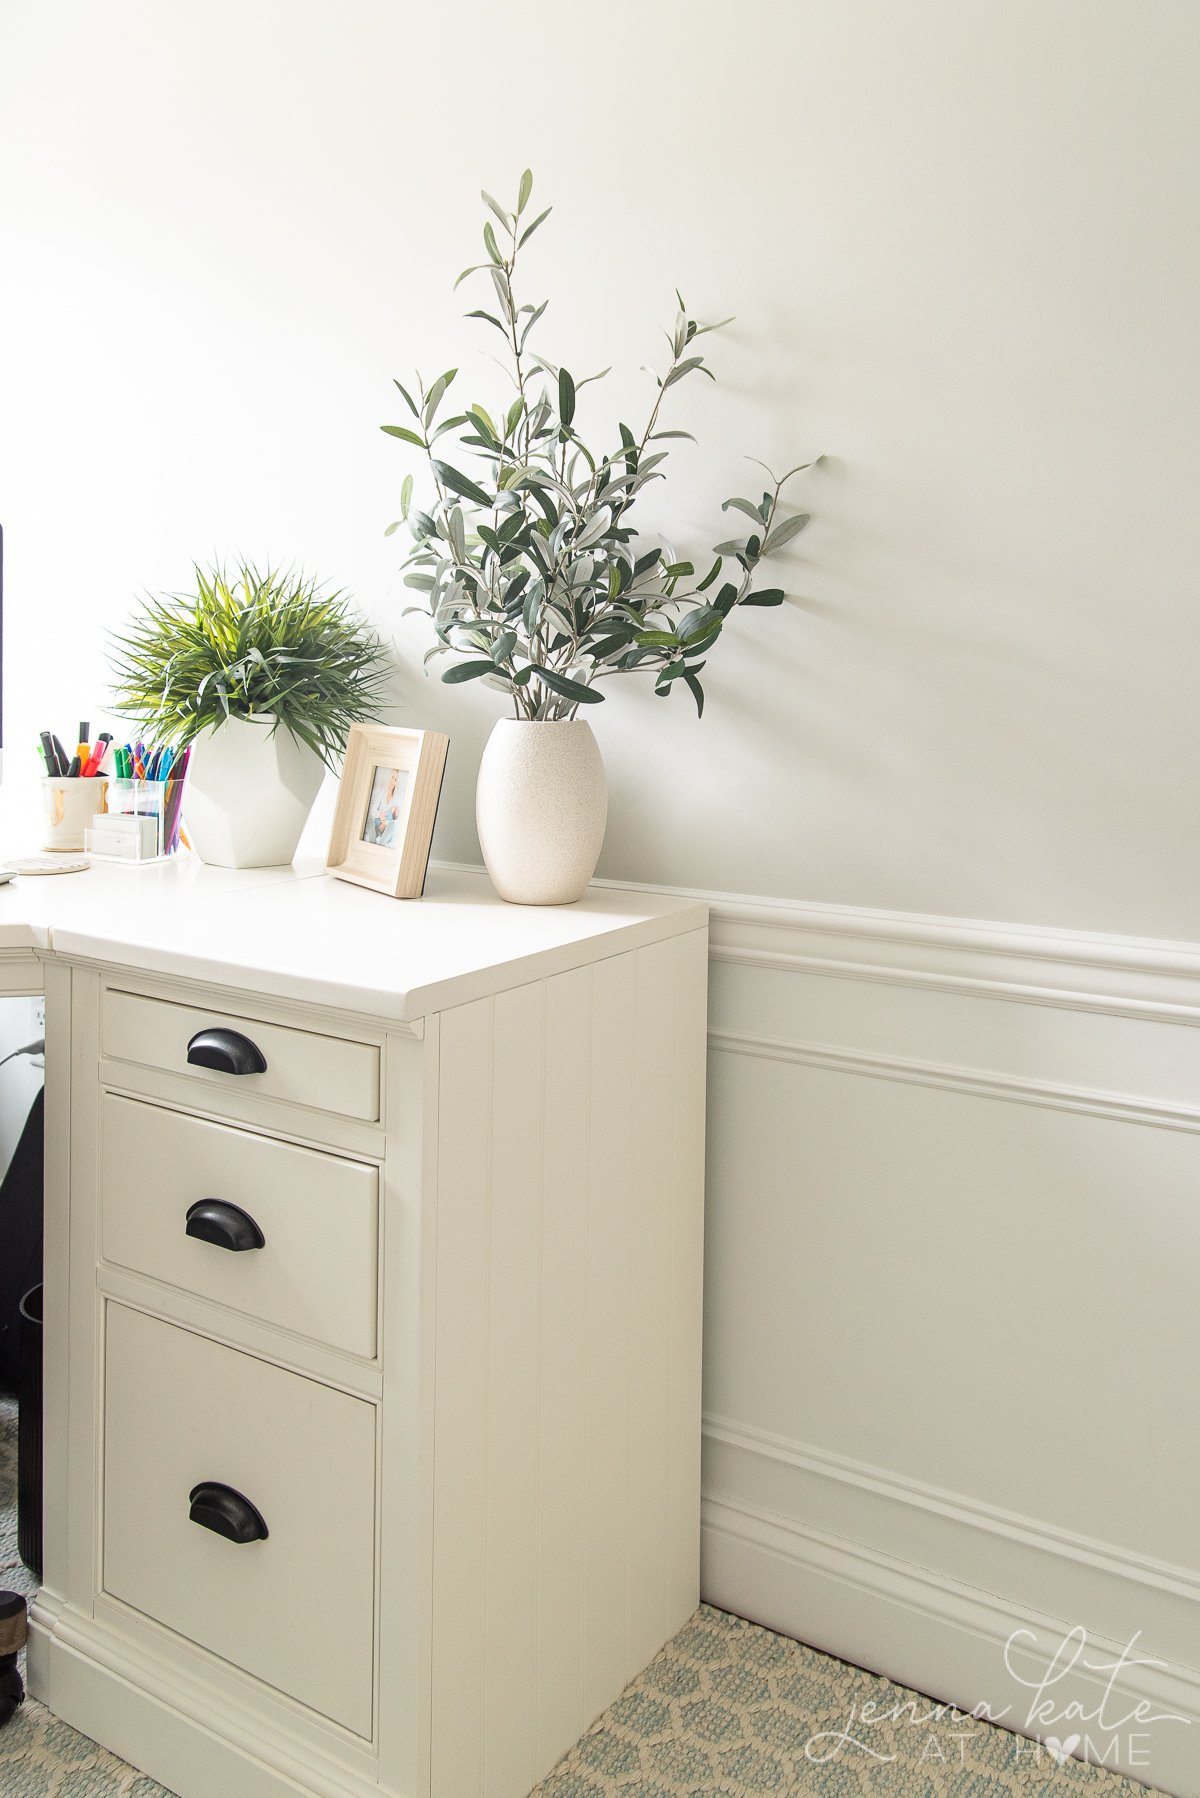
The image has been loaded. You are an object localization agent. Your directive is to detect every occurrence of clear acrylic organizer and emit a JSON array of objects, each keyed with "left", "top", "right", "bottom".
[{"left": 85, "top": 778, "right": 184, "bottom": 864}]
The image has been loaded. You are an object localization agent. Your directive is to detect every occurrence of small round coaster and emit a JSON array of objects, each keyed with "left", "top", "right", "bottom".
[{"left": 4, "top": 856, "right": 91, "bottom": 876}]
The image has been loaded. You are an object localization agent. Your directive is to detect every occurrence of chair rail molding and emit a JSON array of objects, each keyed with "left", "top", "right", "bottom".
[
  {"left": 595, "top": 877, "right": 1200, "bottom": 1024},
  {"left": 445, "top": 859, "right": 1200, "bottom": 1016}
]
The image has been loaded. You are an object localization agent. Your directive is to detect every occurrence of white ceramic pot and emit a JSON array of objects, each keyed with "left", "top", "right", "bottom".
[
  {"left": 476, "top": 718, "right": 608, "bottom": 905},
  {"left": 184, "top": 713, "right": 324, "bottom": 868}
]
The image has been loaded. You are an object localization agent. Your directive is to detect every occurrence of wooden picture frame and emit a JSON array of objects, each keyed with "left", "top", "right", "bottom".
[{"left": 326, "top": 724, "right": 449, "bottom": 898}]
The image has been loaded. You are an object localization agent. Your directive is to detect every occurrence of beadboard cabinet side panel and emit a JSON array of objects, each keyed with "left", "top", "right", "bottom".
[
  {"left": 534, "top": 965, "right": 592, "bottom": 1774},
  {"left": 429, "top": 993, "right": 492, "bottom": 1798},
  {"left": 430, "top": 933, "right": 707, "bottom": 1798},
  {"left": 626, "top": 938, "right": 678, "bottom": 1675},
  {"left": 579, "top": 950, "right": 637, "bottom": 1732},
  {"left": 33, "top": 961, "right": 103, "bottom": 1634},
  {"left": 667, "top": 927, "right": 709, "bottom": 1627},
  {"left": 482, "top": 983, "right": 545, "bottom": 1798},
  {"left": 66, "top": 966, "right": 103, "bottom": 1613},
  {"left": 39, "top": 958, "right": 79, "bottom": 1603},
  {"left": 376, "top": 1021, "right": 439, "bottom": 1798}
]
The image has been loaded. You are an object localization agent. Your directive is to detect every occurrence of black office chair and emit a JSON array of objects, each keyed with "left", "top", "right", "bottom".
[
  {"left": 0, "top": 1086, "right": 44, "bottom": 1395},
  {"left": 0, "top": 1070, "right": 42, "bottom": 1726},
  {"left": 0, "top": 1593, "right": 24, "bottom": 1725}
]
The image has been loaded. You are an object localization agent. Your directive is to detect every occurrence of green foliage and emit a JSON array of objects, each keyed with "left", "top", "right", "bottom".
[
  {"left": 382, "top": 171, "right": 821, "bottom": 721},
  {"left": 109, "top": 562, "right": 391, "bottom": 768}
]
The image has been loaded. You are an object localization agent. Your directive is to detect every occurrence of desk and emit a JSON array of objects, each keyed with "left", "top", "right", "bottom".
[{"left": 4, "top": 859, "right": 707, "bottom": 1798}]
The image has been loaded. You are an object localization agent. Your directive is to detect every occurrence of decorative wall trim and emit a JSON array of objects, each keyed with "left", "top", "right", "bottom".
[
  {"left": 707, "top": 938, "right": 1200, "bottom": 1025},
  {"left": 702, "top": 1414, "right": 1200, "bottom": 1606},
  {"left": 438, "top": 859, "right": 1200, "bottom": 1020},
  {"left": 701, "top": 1490, "right": 1200, "bottom": 1704},
  {"left": 700, "top": 1493, "right": 1200, "bottom": 1795},
  {"left": 708, "top": 1027, "right": 1200, "bottom": 1135},
  {"left": 585, "top": 872, "right": 1200, "bottom": 1023}
]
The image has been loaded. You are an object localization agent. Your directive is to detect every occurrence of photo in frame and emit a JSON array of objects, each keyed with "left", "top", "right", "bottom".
[{"left": 326, "top": 724, "right": 449, "bottom": 897}]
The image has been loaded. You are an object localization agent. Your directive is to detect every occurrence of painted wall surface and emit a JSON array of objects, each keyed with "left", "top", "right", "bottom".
[
  {"left": 2, "top": 0, "right": 1198, "bottom": 938},
  {"left": 3, "top": 6, "right": 1199, "bottom": 1789}
]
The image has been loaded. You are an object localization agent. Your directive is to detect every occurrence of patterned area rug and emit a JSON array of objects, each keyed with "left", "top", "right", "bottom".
[
  {"left": 532, "top": 1605, "right": 1164, "bottom": 1795},
  {"left": 0, "top": 1397, "right": 1163, "bottom": 1796}
]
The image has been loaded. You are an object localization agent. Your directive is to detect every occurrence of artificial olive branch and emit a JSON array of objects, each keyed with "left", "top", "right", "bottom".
[{"left": 383, "top": 172, "right": 820, "bottom": 721}]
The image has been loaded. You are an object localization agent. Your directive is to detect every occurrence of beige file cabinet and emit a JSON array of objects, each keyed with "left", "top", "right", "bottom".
[{"left": 29, "top": 878, "right": 707, "bottom": 1798}]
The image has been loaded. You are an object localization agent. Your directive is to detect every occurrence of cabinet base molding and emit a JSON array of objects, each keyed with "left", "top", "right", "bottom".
[{"left": 29, "top": 1593, "right": 383, "bottom": 1798}]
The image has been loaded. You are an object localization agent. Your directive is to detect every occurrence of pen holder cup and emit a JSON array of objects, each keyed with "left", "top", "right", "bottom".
[
  {"left": 41, "top": 777, "right": 109, "bottom": 852},
  {"left": 86, "top": 779, "right": 182, "bottom": 864}
]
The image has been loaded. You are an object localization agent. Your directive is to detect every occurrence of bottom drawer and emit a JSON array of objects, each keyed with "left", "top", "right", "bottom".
[{"left": 103, "top": 1304, "right": 376, "bottom": 1737}]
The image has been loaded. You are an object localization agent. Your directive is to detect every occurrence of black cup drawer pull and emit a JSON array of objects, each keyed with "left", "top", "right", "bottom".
[
  {"left": 186, "top": 1027, "right": 267, "bottom": 1077},
  {"left": 188, "top": 1482, "right": 269, "bottom": 1545},
  {"left": 185, "top": 1199, "right": 265, "bottom": 1253}
]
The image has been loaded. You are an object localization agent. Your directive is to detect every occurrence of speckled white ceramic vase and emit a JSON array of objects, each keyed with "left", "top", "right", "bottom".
[
  {"left": 476, "top": 718, "right": 608, "bottom": 905},
  {"left": 185, "top": 713, "right": 324, "bottom": 868}
]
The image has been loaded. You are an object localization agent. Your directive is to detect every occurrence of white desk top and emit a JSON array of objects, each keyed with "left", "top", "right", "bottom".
[{"left": 0, "top": 856, "right": 707, "bottom": 1022}]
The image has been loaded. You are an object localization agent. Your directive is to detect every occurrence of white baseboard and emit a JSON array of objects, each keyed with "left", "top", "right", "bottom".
[{"left": 701, "top": 1491, "right": 1200, "bottom": 1798}]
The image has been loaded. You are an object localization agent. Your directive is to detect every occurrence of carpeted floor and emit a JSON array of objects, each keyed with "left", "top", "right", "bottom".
[
  {"left": 0, "top": 1396, "right": 1164, "bottom": 1797},
  {"left": 535, "top": 1605, "right": 1165, "bottom": 1796}
]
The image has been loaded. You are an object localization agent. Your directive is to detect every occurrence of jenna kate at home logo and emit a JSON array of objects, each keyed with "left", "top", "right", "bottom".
[{"left": 803, "top": 1626, "right": 1190, "bottom": 1774}]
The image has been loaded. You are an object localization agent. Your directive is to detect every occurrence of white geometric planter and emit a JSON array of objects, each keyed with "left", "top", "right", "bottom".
[
  {"left": 476, "top": 718, "right": 608, "bottom": 905},
  {"left": 184, "top": 713, "right": 324, "bottom": 868}
]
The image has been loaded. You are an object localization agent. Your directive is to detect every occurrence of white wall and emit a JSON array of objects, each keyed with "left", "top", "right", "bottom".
[
  {"left": 3, "top": 3, "right": 1199, "bottom": 1789},
  {"left": 2, "top": 0, "right": 1198, "bottom": 937}
]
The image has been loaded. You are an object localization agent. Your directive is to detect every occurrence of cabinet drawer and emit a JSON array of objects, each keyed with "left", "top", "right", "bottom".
[
  {"left": 103, "top": 1305, "right": 376, "bottom": 1737},
  {"left": 101, "top": 1095, "right": 378, "bottom": 1358},
  {"left": 101, "top": 986, "right": 381, "bottom": 1123}
]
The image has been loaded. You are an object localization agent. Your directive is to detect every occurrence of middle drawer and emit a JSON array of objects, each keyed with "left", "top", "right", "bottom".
[{"left": 100, "top": 1094, "right": 379, "bottom": 1359}]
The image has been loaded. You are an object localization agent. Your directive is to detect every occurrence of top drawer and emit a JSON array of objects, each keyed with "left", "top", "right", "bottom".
[{"left": 101, "top": 987, "right": 381, "bottom": 1124}]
